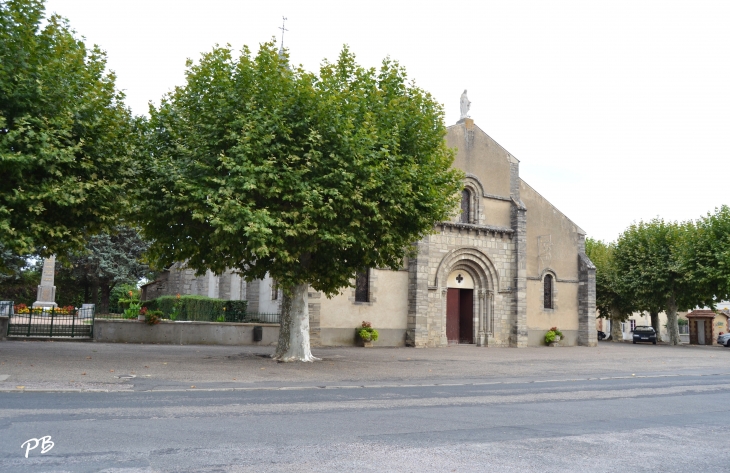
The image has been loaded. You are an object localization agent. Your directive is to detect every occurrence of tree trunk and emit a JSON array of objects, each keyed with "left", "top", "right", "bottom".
[
  {"left": 610, "top": 304, "right": 624, "bottom": 342},
  {"left": 272, "top": 283, "right": 319, "bottom": 362},
  {"left": 610, "top": 317, "right": 623, "bottom": 342},
  {"left": 650, "top": 310, "right": 662, "bottom": 342},
  {"left": 666, "top": 295, "right": 680, "bottom": 345},
  {"left": 91, "top": 280, "right": 99, "bottom": 307},
  {"left": 99, "top": 283, "right": 112, "bottom": 314}
]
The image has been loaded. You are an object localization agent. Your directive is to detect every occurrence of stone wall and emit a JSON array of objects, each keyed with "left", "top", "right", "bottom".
[{"left": 94, "top": 319, "right": 279, "bottom": 346}]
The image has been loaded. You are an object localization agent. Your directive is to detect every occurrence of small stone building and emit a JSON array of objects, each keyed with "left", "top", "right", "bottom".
[
  {"left": 142, "top": 115, "right": 597, "bottom": 348},
  {"left": 687, "top": 309, "right": 717, "bottom": 345}
]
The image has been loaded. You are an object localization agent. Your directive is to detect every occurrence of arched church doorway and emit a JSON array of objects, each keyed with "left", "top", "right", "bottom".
[{"left": 446, "top": 270, "right": 474, "bottom": 344}]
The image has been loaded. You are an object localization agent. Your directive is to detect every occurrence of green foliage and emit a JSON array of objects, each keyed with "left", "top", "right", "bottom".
[
  {"left": 357, "top": 321, "right": 379, "bottom": 342},
  {"left": 144, "top": 309, "right": 162, "bottom": 325},
  {"left": 614, "top": 219, "right": 696, "bottom": 311},
  {"left": 142, "top": 295, "right": 248, "bottom": 322},
  {"left": 123, "top": 301, "right": 141, "bottom": 319},
  {"left": 585, "top": 238, "right": 634, "bottom": 321},
  {"left": 66, "top": 226, "right": 149, "bottom": 313},
  {"left": 136, "top": 42, "right": 462, "bottom": 296},
  {"left": 0, "top": 250, "right": 40, "bottom": 305},
  {"left": 544, "top": 326, "right": 563, "bottom": 344},
  {"left": 0, "top": 0, "right": 137, "bottom": 267},
  {"left": 683, "top": 205, "right": 730, "bottom": 307},
  {"left": 110, "top": 282, "right": 140, "bottom": 313}
]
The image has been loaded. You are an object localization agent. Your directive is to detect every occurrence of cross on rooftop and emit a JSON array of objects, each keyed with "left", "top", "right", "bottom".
[{"left": 279, "top": 16, "right": 288, "bottom": 49}]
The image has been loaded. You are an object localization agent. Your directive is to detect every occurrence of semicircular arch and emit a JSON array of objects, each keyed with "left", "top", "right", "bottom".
[{"left": 434, "top": 247, "right": 499, "bottom": 292}]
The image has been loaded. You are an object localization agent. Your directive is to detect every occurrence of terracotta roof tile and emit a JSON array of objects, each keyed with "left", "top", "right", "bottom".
[{"left": 686, "top": 309, "right": 717, "bottom": 318}]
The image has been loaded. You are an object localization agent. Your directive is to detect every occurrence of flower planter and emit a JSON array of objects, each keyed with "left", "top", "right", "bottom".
[{"left": 362, "top": 340, "right": 373, "bottom": 348}]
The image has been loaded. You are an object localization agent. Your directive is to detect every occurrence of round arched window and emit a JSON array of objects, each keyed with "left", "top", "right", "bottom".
[{"left": 461, "top": 189, "right": 471, "bottom": 224}]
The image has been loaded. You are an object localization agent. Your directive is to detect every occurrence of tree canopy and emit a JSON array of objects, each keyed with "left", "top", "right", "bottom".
[
  {"left": 0, "top": 0, "right": 136, "bottom": 268},
  {"left": 614, "top": 218, "right": 696, "bottom": 344},
  {"left": 684, "top": 205, "right": 730, "bottom": 307},
  {"left": 137, "top": 43, "right": 462, "bottom": 294},
  {"left": 585, "top": 238, "right": 635, "bottom": 340}
]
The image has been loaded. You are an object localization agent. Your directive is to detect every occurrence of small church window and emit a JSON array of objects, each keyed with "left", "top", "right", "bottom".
[
  {"left": 355, "top": 269, "right": 369, "bottom": 302},
  {"left": 461, "top": 189, "right": 471, "bottom": 224},
  {"left": 544, "top": 274, "right": 553, "bottom": 309}
]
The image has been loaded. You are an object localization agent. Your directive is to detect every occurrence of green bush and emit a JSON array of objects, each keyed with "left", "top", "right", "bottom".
[
  {"left": 141, "top": 295, "right": 248, "bottom": 322},
  {"left": 109, "top": 282, "right": 140, "bottom": 313}
]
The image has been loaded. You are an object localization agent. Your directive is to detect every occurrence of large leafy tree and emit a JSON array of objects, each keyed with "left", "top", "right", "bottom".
[
  {"left": 585, "top": 238, "right": 635, "bottom": 342},
  {"left": 614, "top": 219, "right": 698, "bottom": 345},
  {"left": 0, "top": 0, "right": 136, "bottom": 268},
  {"left": 137, "top": 43, "right": 462, "bottom": 361},
  {"left": 684, "top": 205, "right": 730, "bottom": 308}
]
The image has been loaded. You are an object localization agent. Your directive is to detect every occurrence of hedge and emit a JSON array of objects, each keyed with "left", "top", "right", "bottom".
[{"left": 142, "top": 295, "right": 249, "bottom": 322}]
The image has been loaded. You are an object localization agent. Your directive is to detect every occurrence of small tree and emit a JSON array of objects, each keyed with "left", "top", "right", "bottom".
[
  {"left": 137, "top": 43, "right": 462, "bottom": 361},
  {"left": 586, "top": 238, "right": 635, "bottom": 342},
  {"left": 0, "top": 0, "right": 136, "bottom": 267}
]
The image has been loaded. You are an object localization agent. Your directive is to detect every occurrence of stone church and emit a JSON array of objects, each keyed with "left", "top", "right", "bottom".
[{"left": 142, "top": 114, "right": 597, "bottom": 348}]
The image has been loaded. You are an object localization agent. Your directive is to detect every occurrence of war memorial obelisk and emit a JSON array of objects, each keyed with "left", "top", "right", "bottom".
[{"left": 32, "top": 255, "right": 58, "bottom": 309}]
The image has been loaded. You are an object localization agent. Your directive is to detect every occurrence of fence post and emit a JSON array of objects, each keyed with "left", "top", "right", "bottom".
[
  {"left": 27, "top": 310, "right": 32, "bottom": 337},
  {"left": 71, "top": 308, "right": 75, "bottom": 337},
  {"left": 49, "top": 309, "right": 54, "bottom": 337}
]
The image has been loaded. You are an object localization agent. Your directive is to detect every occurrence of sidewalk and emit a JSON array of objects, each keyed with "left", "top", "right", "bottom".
[{"left": 1, "top": 339, "right": 729, "bottom": 392}]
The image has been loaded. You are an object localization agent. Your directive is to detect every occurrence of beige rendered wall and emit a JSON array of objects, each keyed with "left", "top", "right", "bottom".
[
  {"left": 521, "top": 180, "right": 583, "bottom": 281},
  {"left": 521, "top": 179, "right": 585, "bottom": 346},
  {"left": 318, "top": 269, "right": 409, "bottom": 346},
  {"left": 482, "top": 198, "right": 512, "bottom": 228},
  {"left": 527, "top": 280, "right": 579, "bottom": 346},
  {"left": 446, "top": 123, "right": 513, "bottom": 198}
]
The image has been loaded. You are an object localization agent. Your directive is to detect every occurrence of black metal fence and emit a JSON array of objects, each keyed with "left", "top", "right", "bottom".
[{"left": 7, "top": 305, "right": 95, "bottom": 338}]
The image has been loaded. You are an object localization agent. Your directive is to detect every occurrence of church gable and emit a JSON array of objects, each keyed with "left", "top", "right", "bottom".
[{"left": 446, "top": 120, "right": 515, "bottom": 199}]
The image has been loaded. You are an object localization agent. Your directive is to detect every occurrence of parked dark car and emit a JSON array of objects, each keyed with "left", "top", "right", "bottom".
[
  {"left": 597, "top": 331, "right": 607, "bottom": 341},
  {"left": 632, "top": 326, "right": 657, "bottom": 344}
]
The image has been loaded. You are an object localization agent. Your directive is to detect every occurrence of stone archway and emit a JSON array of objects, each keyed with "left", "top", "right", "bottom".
[{"left": 435, "top": 248, "right": 499, "bottom": 346}]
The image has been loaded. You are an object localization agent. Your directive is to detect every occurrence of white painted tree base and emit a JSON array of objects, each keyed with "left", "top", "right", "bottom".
[{"left": 272, "top": 282, "right": 320, "bottom": 363}]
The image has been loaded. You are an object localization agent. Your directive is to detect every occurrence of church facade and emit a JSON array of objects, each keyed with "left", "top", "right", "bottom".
[{"left": 142, "top": 118, "right": 597, "bottom": 348}]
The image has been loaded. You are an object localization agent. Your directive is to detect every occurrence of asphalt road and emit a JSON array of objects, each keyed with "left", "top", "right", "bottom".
[{"left": 2, "top": 371, "right": 730, "bottom": 472}]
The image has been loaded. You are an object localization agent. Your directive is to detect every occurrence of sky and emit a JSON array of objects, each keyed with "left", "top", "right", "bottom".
[{"left": 44, "top": 0, "right": 730, "bottom": 242}]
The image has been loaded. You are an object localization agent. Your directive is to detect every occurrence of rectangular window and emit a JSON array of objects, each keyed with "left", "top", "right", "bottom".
[
  {"left": 355, "top": 269, "right": 369, "bottom": 303},
  {"left": 630, "top": 320, "right": 636, "bottom": 332},
  {"left": 271, "top": 280, "right": 278, "bottom": 300}
]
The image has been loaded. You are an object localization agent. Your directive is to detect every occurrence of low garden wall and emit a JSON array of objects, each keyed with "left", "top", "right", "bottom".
[{"left": 94, "top": 319, "right": 279, "bottom": 346}]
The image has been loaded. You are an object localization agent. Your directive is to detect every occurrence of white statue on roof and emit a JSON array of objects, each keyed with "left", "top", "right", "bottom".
[{"left": 460, "top": 90, "right": 471, "bottom": 120}]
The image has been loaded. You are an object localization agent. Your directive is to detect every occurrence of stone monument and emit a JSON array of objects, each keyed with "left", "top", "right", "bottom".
[{"left": 32, "top": 255, "right": 58, "bottom": 309}]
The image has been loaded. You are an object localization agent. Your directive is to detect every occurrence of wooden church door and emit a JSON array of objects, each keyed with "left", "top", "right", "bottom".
[{"left": 447, "top": 288, "right": 474, "bottom": 344}]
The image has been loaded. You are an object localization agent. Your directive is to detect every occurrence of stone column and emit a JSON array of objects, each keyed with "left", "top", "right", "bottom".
[
  {"left": 477, "top": 289, "right": 486, "bottom": 346},
  {"left": 33, "top": 255, "right": 58, "bottom": 309},
  {"left": 578, "top": 252, "right": 598, "bottom": 347},
  {"left": 440, "top": 288, "right": 448, "bottom": 346},
  {"left": 407, "top": 239, "right": 431, "bottom": 347}
]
